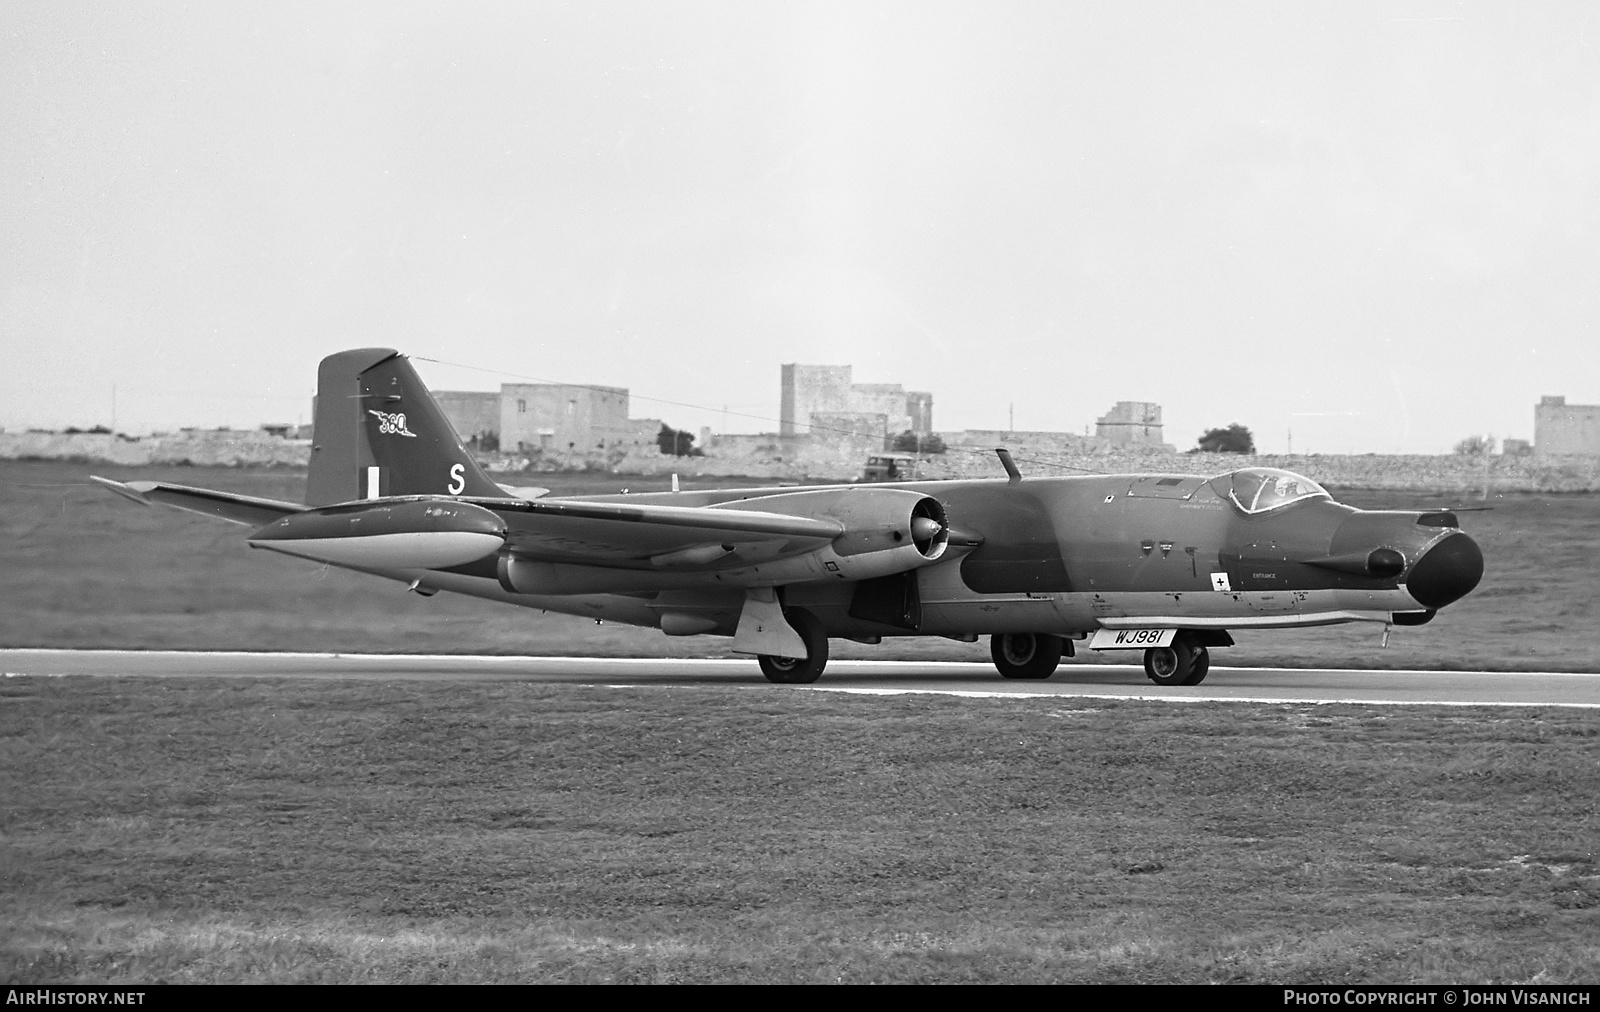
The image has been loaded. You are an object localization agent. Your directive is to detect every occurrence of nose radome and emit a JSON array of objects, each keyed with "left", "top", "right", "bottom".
[{"left": 1406, "top": 532, "right": 1484, "bottom": 609}]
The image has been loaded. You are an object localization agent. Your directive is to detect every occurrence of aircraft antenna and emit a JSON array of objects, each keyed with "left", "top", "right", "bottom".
[{"left": 995, "top": 448, "right": 1022, "bottom": 483}]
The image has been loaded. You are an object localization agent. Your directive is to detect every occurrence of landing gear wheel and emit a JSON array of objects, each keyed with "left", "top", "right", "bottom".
[
  {"left": 990, "top": 633, "right": 1063, "bottom": 680},
  {"left": 758, "top": 608, "right": 829, "bottom": 684},
  {"left": 1144, "top": 633, "right": 1209, "bottom": 686}
]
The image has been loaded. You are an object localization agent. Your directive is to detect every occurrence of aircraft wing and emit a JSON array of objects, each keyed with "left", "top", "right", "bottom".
[
  {"left": 91, "top": 476, "right": 307, "bottom": 527},
  {"left": 97, "top": 474, "right": 930, "bottom": 580},
  {"left": 493, "top": 497, "right": 845, "bottom": 567}
]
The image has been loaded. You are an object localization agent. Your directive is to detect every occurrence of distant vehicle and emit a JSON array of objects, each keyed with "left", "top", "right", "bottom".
[
  {"left": 94, "top": 348, "right": 1484, "bottom": 687},
  {"left": 862, "top": 454, "right": 918, "bottom": 482}
]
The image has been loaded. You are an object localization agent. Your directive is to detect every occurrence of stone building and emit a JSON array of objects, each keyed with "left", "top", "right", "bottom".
[
  {"left": 905, "top": 391, "right": 934, "bottom": 433},
  {"left": 1501, "top": 438, "right": 1533, "bottom": 457},
  {"left": 779, "top": 364, "right": 933, "bottom": 439},
  {"left": 434, "top": 391, "right": 500, "bottom": 448},
  {"left": 1095, "top": 401, "right": 1166, "bottom": 446},
  {"left": 499, "top": 383, "right": 660, "bottom": 456},
  {"left": 1535, "top": 396, "right": 1600, "bottom": 456},
  {"left": 431, "top": 384, "right": 661, "bottom": 459}
]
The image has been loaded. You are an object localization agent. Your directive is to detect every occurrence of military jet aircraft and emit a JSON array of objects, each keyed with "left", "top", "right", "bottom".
[{"left": 94, "top": 348, "right": 1483, "bottom": 686}]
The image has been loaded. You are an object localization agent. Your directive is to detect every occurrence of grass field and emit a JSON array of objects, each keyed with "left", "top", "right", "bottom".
[
  {"left": 3, "top": 461, "right": 1599, "bottom": 984},
  {"left": 2, "top": 460, "right": 1596, "bottom": 672},
  {"left": 2, "top": 676, "right": 1597, "bottom": 984}
]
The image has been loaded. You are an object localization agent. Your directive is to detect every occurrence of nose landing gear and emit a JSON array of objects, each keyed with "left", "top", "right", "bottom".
[{"left": 1144, "top": 632, "right": 1211, "bottom": 686}]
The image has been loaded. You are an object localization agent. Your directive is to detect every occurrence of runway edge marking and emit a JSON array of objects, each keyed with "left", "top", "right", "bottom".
[
  {"left": 799, "top": 687, "right": 1600, "bottom": 709},
  {"left": 599, "top": 684, "right": 1600, "bottom": 709},
  {"left": 0, "top": 650, "right": 1594, "bottom": 679}
]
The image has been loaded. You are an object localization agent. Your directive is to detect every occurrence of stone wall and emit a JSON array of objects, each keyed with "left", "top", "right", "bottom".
[
  {"left": 491, "top": 433, "right": 1600, "bottom": 493},
  {"left": 0, "top": 431, "right": 312, "bottom": 467},
  {"left": 911, "top": 446, "right": 1600, "bottom": 494},
  {"left": 8, "top": 429, "right": 1598, "bottom": 492}
]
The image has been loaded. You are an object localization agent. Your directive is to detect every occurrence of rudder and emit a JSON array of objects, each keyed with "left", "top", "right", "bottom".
[{"left": 306, "top": 348, "right": 504, "bottom": 505}]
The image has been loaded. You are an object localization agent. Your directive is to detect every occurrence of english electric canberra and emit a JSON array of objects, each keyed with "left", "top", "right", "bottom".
[{"left": 95, "top": 349, "right": 1483, "bottom": 685}]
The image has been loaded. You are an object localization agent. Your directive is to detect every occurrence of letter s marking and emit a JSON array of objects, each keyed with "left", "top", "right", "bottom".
[{"left": 448, "top": 463, "right": 465, "bottom": 495}]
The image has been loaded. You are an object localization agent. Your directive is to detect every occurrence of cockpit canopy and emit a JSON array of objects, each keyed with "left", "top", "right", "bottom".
[{"left": 1209, "top": 467, "right": 1332, "bottom": 515}]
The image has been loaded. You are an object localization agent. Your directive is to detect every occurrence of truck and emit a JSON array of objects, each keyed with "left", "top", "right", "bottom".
[{"left": 860, "top": 454, "right": 918, "bottom": 482}]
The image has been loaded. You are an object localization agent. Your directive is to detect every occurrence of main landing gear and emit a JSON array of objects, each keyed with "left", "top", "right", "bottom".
[
  {"left": 1143, "top": 632, "right": 1210, "bottom": 687},
  {"left": 758, "top": 608, "right": 829, "bottom": 684},
  {"left": 990, "top": 633, "right": 1065, "bottom": 680}
]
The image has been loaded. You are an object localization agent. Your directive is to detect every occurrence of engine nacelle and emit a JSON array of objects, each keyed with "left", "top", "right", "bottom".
[
  {"left": 705, "top": 486, "right": 949, "bottom": 584},
  {"left": 249, "top": 498, "right": 506, "bottom": 569}
]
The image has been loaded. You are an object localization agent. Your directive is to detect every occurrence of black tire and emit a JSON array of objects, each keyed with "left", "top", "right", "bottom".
[
  {"left": 758, "top": 608, "right": 829, "bottom": 684},
  {"left": 1144, "top": 637, "right": 1197, "bottom": 687},
  {"left": 990, "top": 633, "right": 1063, "bottom": 680},
  {"left": 1180, "top": 643, "right": 1210, "bottom": 686}
]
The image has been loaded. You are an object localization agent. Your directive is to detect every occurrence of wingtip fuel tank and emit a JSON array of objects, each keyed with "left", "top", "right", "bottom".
[{"left": 248, "top": 499, "right": 507, "bottom": 570}]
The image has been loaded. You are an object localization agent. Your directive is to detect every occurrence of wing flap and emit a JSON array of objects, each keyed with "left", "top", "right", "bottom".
[{"left": 91, "top": 476, "right": 306, "bottom": 527}]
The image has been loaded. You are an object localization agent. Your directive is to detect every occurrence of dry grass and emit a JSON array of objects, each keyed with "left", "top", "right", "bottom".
[{"left": 3, "top": 676, "right": 1598, "bottom": 983}]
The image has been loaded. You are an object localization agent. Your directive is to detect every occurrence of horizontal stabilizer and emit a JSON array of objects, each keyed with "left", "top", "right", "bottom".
[
  {"left": 496, "top": 483, "right": 550, "bottom": 500},
  {"left": 91, "top": 476, "right": 306, "bottom": 527}
]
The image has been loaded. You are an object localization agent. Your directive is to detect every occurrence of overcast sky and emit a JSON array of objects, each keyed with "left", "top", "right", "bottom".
[{"left": 4, "top": 1, "right": 1596, "bottom": 454}]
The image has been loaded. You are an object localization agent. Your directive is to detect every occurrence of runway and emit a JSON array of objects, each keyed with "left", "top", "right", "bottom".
[{"left": 4, "top": 648, "right": 1600, "bottom": 707}]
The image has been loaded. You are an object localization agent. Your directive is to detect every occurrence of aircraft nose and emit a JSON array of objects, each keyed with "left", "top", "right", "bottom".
[{"left": 1406, "top": 532, "right": 1484, "bottom": 609}]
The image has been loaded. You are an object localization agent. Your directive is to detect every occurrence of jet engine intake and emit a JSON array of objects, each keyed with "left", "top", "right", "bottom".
[
  {"left": 738, "top": 488, "right": 950, "bottom": 584},
  {"left": 778, "top": 488, "right": 947, "bottom": 555}
]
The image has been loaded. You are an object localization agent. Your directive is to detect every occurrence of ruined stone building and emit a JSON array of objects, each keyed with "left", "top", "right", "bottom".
[
  {"left": 779, "top": 364, "right": 933, "bottom": 441},
  {"left": 1094, "top": 401, "right": 1166, "bottom": 446},
  {"left": 1535, "top": 396, "right": 1600, "bottom": 456}
]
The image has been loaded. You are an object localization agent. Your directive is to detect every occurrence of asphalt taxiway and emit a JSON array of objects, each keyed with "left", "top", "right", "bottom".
[{"left": 3, "top": 649, "right": 1599, "bottom": 708}]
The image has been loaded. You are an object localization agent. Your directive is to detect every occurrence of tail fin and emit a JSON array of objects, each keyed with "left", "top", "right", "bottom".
[{"left": 306, "top": 348, "right": 505, "bottom": 505}]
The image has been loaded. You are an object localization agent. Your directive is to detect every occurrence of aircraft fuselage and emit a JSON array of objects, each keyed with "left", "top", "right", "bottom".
[
  {"left": 371, "top": 470, "right": 1480, "bottom": 644},
  {"left": 98, "top": 348, "right": 1484, "bottom": 687}
]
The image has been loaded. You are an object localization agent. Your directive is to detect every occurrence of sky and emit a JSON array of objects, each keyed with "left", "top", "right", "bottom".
[{"left": 3, "top": 1, "right": 1597, "bottom": 454}]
